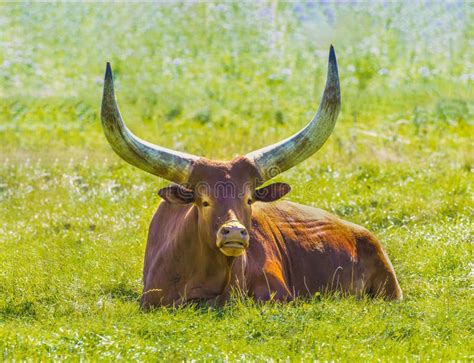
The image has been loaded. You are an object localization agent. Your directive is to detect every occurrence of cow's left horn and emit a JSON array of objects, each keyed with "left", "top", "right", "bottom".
[
  {"left": 101, "top": 63, "right": 198, "bottom": 184},
  {"left": 245, "top": 45, "right": 341, "bottom": 183}
]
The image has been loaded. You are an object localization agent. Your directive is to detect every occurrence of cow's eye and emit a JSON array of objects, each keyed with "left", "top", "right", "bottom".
[
  {"left": 202, "top": 201, "right": 210, "bottom": 207},
  {"left": 247, "top": 198, "right": 253, "bottom": 205}
]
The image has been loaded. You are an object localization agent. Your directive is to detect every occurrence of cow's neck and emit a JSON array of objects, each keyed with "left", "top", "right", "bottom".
[{"left": 172, "top": 206, "right": 235, "bottom": 301}]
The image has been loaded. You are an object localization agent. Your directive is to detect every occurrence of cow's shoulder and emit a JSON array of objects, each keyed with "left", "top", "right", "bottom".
[
  {"left": 252, "top": 200, "right": 329, "bottom": 220},
  {"left": 255, "top": 200, "right": 377, "bottom": 233},
  {"left": 251, "top": 200, "right": 382, "bottom": 257},
  {"left": 251, "top": 200, "right": 345, "bottom": 229}
]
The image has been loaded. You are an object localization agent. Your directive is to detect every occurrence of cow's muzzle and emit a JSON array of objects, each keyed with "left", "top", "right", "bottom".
[{"left": 216, "top": 221, "right": 249, "bottom": 257}]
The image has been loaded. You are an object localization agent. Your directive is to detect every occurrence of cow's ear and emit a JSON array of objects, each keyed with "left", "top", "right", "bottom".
[
  {"left": 158, "top": 184, "right": 195, "bottom": 205},
  {"left": 254, "top": 182, "right": 291, "bottom": 203}
]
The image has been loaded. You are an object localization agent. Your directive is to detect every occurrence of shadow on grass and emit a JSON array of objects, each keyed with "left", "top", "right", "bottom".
[
  {"left": 141, "top": 290, "right": 385, "bottom": 320},
  {"left": 0, "top": 300, "right": 37, "bottom": 320},
  {"left": 101, "top": 281, "right": 141, "bottom": 302}
]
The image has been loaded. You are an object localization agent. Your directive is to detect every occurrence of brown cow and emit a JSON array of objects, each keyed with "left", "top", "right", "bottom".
[{"left": 101, "top": 46, "right": 402, "bottom": 307}]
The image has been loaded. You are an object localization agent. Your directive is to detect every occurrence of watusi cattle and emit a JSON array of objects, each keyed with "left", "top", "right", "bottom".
[{"left": 101, "top": 46, "right": 403, "bottom": 307}]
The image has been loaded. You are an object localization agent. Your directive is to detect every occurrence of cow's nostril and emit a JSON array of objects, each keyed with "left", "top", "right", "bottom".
[
  {"left": 240, "top": 229, "right": 248, "bottom": 236},
  {"left": 221, "top": 228, "right": 230, "bottom": 235}
]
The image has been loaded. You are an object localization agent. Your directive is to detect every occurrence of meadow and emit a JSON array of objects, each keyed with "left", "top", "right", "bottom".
[{"left": 0, "top": 2, "right": 473, "bottom": 360}]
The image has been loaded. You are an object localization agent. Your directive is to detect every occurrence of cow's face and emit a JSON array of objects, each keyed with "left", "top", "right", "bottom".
[{"left": 158, "top": 157, "right": 291, "bottom": 257}]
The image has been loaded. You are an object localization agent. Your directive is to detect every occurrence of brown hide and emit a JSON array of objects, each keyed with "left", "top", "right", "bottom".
[{"left": 141, "top": 159, "right": 402, "bottom": 307}]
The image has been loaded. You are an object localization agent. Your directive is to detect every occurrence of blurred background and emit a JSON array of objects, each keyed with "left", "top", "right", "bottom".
[{"left": 1, "top": 2, "right": 472, "bottom": 158}]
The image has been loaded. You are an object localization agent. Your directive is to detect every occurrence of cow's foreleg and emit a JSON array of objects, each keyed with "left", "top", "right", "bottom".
[{"left": 251, "top": 269, "right": 293, "bottom": 302}]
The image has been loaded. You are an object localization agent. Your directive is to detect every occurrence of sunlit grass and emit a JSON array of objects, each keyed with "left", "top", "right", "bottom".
[{"left": 0, "top": 2, "right": 473, "bottom": 360}]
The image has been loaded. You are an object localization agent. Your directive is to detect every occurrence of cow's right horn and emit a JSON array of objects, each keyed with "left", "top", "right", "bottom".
[
  {"left": 245, "top": 45, "right": 341, "bottom": 184},
  {"left": 101, "top": 63, "right": 198, "bottom": 184}
]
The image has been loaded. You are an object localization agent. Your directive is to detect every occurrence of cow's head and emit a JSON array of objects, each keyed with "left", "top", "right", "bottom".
[
  {"left": 101, "top": 46, "right": 340, "bottom": 258},
  {"left": 156, "top": 157, "right": 292, "bottom": 256}
]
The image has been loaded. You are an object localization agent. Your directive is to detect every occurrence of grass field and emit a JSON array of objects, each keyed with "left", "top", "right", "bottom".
[{"left": 1, "top": 2, "right": 473, "bottom": 360}]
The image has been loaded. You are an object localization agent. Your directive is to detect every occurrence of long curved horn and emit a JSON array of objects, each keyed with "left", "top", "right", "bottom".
[
  {"left": 101, "top": 63, "right": 198, "bottom": 184},
  {"left": 245, "top": 45, "right": 341, "bottom": 183}
]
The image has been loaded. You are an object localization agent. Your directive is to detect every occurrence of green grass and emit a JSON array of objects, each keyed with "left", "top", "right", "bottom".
[{"left": 1, "top": 2, "right": 473, "bottom": 360}]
